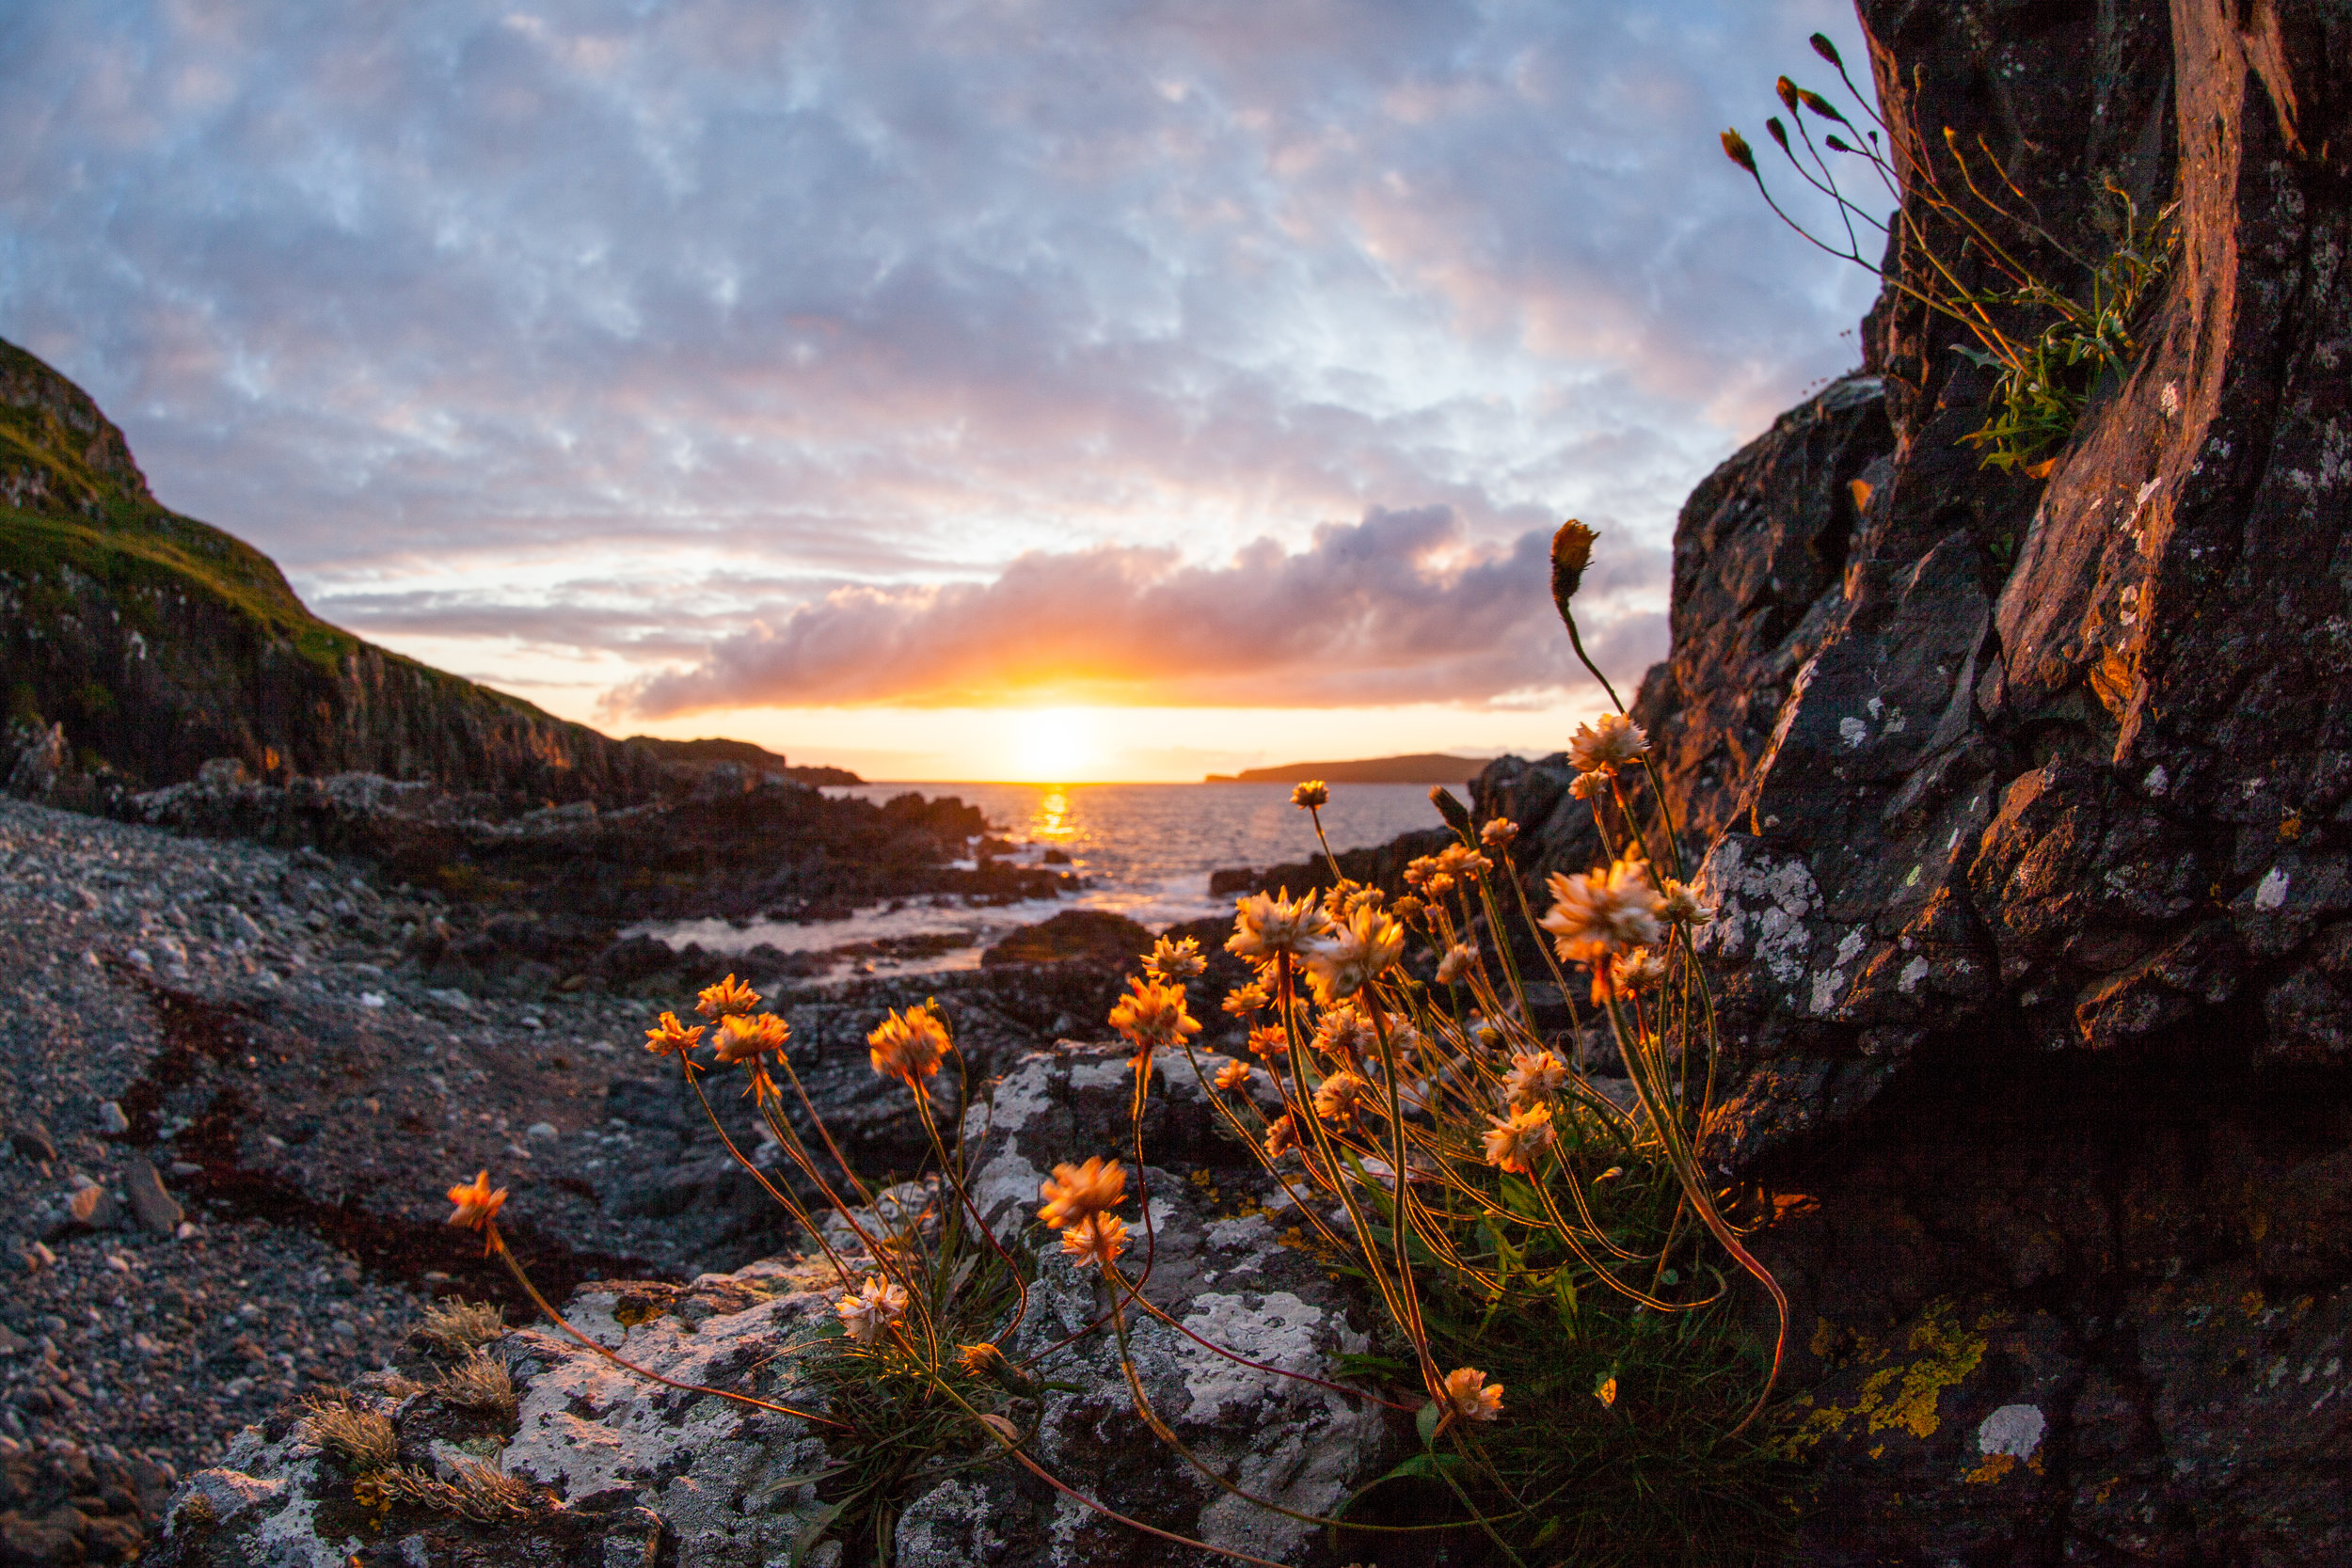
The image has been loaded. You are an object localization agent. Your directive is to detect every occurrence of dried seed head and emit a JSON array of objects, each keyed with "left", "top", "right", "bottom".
[
  {"left": 302, "top": 1395, "right": 399, "bottom": 1471},
  {"left": 437, "top": 1352, "right": 517, "bottom": 1418},
  {"left": 414, "top": 1298, "right": 507, "bottom": 1356}
]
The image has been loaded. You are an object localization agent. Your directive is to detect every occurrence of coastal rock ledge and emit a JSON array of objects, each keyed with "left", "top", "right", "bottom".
[{"left": 143, "top": 1041, "right": 1391, "bottom": 1568}]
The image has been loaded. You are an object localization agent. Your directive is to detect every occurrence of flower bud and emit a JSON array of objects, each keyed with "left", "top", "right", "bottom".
[
  {"left": 1775, "top": 75, "right": 1800, "bottom": 112},
  {"left": 1809, "top": 32, "right": 1842, "bottom": 68},
  {"left": 1428, "top": 786, "right": 1472, "bottom": 835},
  {"left": 1799, "top": 87, "right": 1844, "bottom": 122},
  {"left": 1720, "top": 128, "right": 1758, "bottom": 176},
  {"left": 1550, "top": 518, "right": 1597, "bottom": 626},
  {"left": 1767, "top": 116, "right": 1791, "bottom": 153}
]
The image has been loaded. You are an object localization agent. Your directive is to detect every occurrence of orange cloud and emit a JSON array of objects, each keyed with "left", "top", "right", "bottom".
[{"left": 613, "top": 506, "right": 1665, "bottom": 714}]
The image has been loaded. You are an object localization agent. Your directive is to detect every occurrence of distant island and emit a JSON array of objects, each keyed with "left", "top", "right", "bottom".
[
  {"left": 1205, "top": 752, "right": 1492, "bottom": 784},
  {"left": 625, "top": 734, "right": 865, "bottom": 787}
]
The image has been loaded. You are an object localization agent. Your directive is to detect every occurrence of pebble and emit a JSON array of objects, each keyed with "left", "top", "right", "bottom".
[
  {"left": 96, "top": 1101, "right": 130, "bottom": 1135},
  {"left": 122, "top": 1159, "right": 183, "bottom": 1236},
  {"left": 66, "top": 1186, "right": 119, "bottom": 1229}
]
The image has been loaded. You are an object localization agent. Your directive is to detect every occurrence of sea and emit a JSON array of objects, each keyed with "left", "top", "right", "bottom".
[{"left": 636, "top": 780, "right": 1463, "bottom": 982}]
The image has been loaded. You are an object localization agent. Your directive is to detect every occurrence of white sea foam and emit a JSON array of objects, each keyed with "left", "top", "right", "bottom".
[{"left": 632, "top": 781, "right": 1453, "bottom": 981}]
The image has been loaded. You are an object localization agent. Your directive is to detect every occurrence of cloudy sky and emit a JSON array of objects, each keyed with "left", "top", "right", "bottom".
[{"left": 1, "top": 0, "right": 1883, "bottom": 781}]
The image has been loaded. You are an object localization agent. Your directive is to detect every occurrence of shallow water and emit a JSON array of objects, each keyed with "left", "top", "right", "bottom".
[{"left": 638, "top": 780, "right": 1460, "bottom": 981}]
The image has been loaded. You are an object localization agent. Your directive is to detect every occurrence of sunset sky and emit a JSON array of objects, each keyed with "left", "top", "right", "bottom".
[{"left": 1, "top": 1, "right": 1883, "bottom": 782}]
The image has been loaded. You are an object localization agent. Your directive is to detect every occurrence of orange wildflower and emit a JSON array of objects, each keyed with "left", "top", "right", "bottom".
[
  {"left": 643, "top": 1011, "right": 706, "bottom": 1058},
  {"left": 867, "top": 1006, "right": 949, "bottom": 1085},
  {"left": 1311, "top": 1069, "right": 1371, "bottom": 1126},
  {"left": 1058, "top": 1212, "right": 1129, "bottom": 1272},
  {"left": 445, "top": 1171, "right": 506, "bottom": 1244},
  {"left": 711, "top": 1010, "right": 790, "bottom": 1065},
  {"left": 1481, "top": 1103, "right": 1554, "bottom": 1176},
  {"left": 1442, "top": 1367, "right": 1503, "bottom": 1423},
  {"left": 695, "top": 974, "right": 760, "bottom": 1019},
  {"left": 1504, "top": 1051, "right": 1568, "bottom": 1107},
  {"left": 1568, "top": 712, "right": 1647, "bottom": 776},
  {"left": 1037, "top": 1157, "right": 1126, "bottom": 1232},
  {"left": 1539, "top": 859, "right": 1663, "bottom": 968},
  {"left": 1226, "top": 889, "right": 1331, "bottom": 965},
  {"left": 1142, "top": 935, "right": 1206, "bottom": 983},
  {"left": 1107, "top": 976, "right": 1201, "bottom": 1051}
]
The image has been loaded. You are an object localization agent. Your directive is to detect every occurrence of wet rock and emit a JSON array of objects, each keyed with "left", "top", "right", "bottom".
[{"left": 980, "top": 909, "right": 1153, "bottom": 968}]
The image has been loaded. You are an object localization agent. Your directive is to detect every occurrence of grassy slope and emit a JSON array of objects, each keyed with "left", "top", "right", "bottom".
[{"left": 0, "top": 341, "right": 570, "bottom": 726}]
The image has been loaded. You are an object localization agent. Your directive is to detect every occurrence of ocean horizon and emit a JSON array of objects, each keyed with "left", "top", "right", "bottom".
[{"left": 636, "top": 779, "right": 1462, "bottom": 981}]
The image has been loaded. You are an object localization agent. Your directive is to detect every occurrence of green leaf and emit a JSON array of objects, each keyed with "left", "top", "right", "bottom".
[
  {"left": 786, "top": 1500, "right": 846, "bottom": 1567},
  {"left": 1333, "top": 1352, "right": 1413, "bottom": 1382},
  {"left": 1415, "top": 1399, "right": 1442, "bottom": 1449},
  {"left": 1551, "top": 1267, "right": 1581, "bottom": 1329},
  {"left": 751, "top": 1464, "right": 849, "bottom": 1505}
]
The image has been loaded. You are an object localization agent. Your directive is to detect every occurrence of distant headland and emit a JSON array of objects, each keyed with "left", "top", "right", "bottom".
[{"left": 1204, "top": 752, "right": 1491, "bottom": 784}]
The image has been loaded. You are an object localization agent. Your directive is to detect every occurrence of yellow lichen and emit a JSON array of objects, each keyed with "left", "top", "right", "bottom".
[
  {"left": 1964, "top": 1452, "right": 2016, "bottom": 1484},
  {"left": 1863, "top": 1306, "right": 1988, "bottom": 1438}
]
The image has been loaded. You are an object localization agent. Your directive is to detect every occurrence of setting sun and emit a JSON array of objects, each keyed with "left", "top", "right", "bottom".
[{"left": 1007, "top": 706, "right": 1100, "bottom": 782}]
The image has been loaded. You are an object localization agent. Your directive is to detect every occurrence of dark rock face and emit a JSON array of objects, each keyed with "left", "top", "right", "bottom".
[{"left": 1515, "top": 2, "right": 2352, "bottom": 1560}]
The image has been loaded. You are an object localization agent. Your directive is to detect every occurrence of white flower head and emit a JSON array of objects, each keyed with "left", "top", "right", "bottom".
[
  {"left": 836, "top": 1275, "right": 909, "bottom": 1345},
  {"left": 1568, "top": 712, "right": 1648, "bottom": 776},
  {"left": 1539, "top": 859, "right": 1663, "bottom": 967}
]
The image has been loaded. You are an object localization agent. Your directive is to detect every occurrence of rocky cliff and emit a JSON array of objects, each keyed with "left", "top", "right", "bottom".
[
  {"left": 1483, "top": 2, "right": 2352, "bottom": 1560},
  {"left": 0, "top": 338, "right": 824, "bottom": 806}
]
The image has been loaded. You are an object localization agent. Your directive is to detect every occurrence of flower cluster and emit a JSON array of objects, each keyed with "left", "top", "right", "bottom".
[
  {"left": 1226, "top": 888, "right": 1332, "bottom": 964},
  {"left": 868, "top": 1006, "right": 950, "bottom": 1085},
  {"left": 1037, "top": 1157, "right": 1130, "bottom": 1272},
  {"left": 1108, "top": 975, "right": 1201, "bottom": 1052}
]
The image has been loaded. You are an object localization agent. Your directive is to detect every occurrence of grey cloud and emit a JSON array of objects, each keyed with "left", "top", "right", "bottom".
[
  {"left": 1, "top": 0, "right": 1869, "bottom": 702},
  {"left": 617, "top": 506, "right": 1667, "bottom": 714}
]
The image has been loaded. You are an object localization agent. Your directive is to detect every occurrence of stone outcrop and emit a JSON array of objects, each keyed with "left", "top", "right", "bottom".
[
  {"left": 1473, "top": 3, "right": 2352, "bottom": 1560},
  {"left": 145, "top": 1041, "right": 1391, "bottom": 1567}
]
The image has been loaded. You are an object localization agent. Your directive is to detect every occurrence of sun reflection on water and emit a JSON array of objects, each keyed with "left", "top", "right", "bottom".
[{"left": 1031, "top": 787, "right": 1075, "bottom": 843}]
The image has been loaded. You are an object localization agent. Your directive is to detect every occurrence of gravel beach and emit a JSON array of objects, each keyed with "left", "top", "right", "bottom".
[{"left": 0, "top": 794, "right": 1131, "bottom": 1558}]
